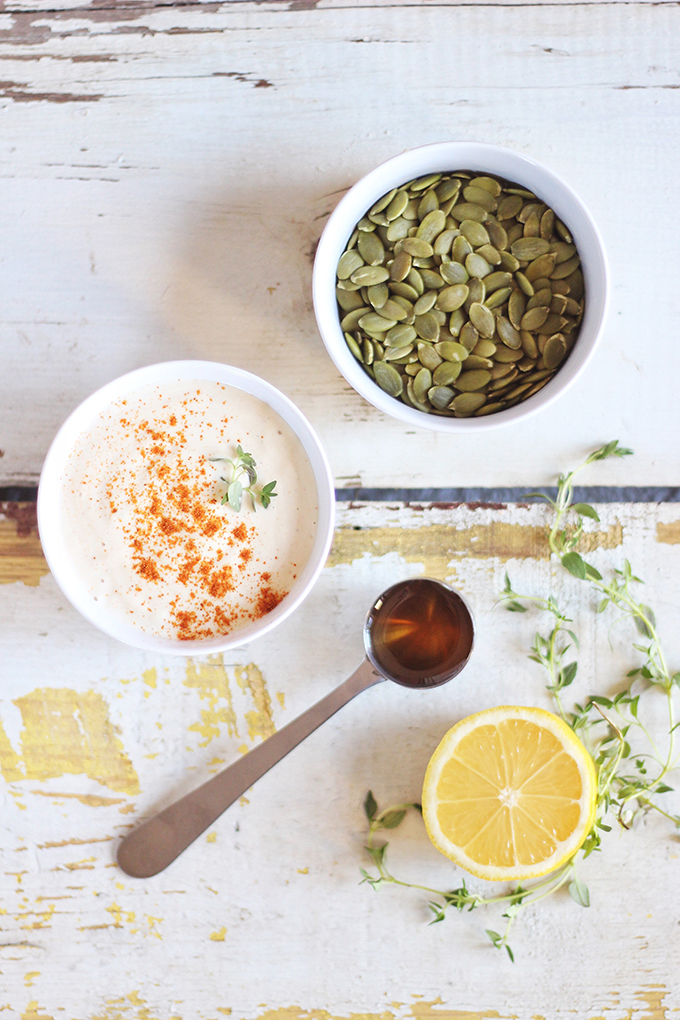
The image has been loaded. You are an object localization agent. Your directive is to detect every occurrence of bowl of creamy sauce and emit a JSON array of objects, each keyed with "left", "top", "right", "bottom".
[{"left": 38, "top": 361, "right": 335, "bottom": 654}]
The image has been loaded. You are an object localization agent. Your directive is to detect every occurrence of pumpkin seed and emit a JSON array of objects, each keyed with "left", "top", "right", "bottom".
[
  {"left": 417, "top": 343, "right": 443, "bottom": 371},
  {"left": 440, "top": 261, "right": 469, "bottom": 285},
  {"left": 345, "top": 332, "right": 363, "bottom": 361},
  {"left": 551, "top": 254, "right": 581, "bottom": 280},
  {"left": 451, "top": 235, "right": 473, "bottom": 263},
  {"left": 416, "top": 210, "right": 447, "bottom": 244},
  {"left": 373, "top": 360, "right": 403, "bottom": 396},
  {"left": 433, "top": 360, "right": 463, "bottom": 386},
  {"left": 455, "top": 369, "right": 491, "bottom": 392},
  {"left": 484, "top": 271, "right": 513, "bottom": 294},
  {"left": 436, "top": 284, "right": 469, "bottom": 312},
  {"left": 385, "top": 323, "right": 417, "bottom": 347},
  {"left": 402, "top": 237, "right": 433, "bottom": 259},
  {"left": 433, "top": 229, "right": 459, "bottom": 255},
  {"left": 474, "top": 401, "right": 506, "bottom": 416},
  {"left": 460, "top": 220, "right": 490, "bottom": 247},
  {"left": 448, "top": 202, "right": 487, "bottom": 223},
  {"left": 428, "top": 385, "right": 456, "bottom": 410},
  {"left": 473, "top": 338, "right": 497, "bottom": 358},
  {"left": 511, "top": 237, "right": 551, "bottom": 261},
  {"left": 383, "top": 344, "right": 414, "bottom": 361},
  {"left": 452, "top": 392, "right": 487, "bottom": 416},
  {"left": 520, "top": 306, "right": 550, "bottom": 331},
  {"left": 341, "top": 307, "right": 371, "bottom": 331},
  {"left": 414, "top": 312, "right": 440, "bottom": 341},
  {"left": 359, "top": 312, "right": 396, "bottom": 333},
  {"left": 350, "top": 265, "right": 390, "bottom": 286},
  {"left": 336, "top": 287, "right": 365, "bottom": 312},
  {"left": 469, "top": 302, "right": 495, "bottom": 338},
  {"left": 526, "top": 287, "right": 553, "bottom": 311},
  {"left": 337, "top": 250, "right": 364, "bottom": 280},
  {"left": 413, "top": 291, "right": 438, "bottom": 315},
  {"left": 463, "top": 355, "right": 494, "bottom": 371},
  {"left": 496, "top": 315, "right": 522, "bottom": 350},
  {"left": 475, "top": 244, "right": 502, "bottom": 266},
  {"left": 487, "top": 220, "right": 509, "bottom": 250},
  {"left": 465, "top": 252, "right": 492, "bottom": 279},
  {"left": 525, "top": 253, "right": 557, "bottom": 283},
  {"left": 508, "top": 290, "right": 526, "bottom": 330},
  {"left": 471, "top": 176, "right": 502, "bottom": 197},
  {"left": 484, "top": 286, "right": 512, "bottom": 309}
]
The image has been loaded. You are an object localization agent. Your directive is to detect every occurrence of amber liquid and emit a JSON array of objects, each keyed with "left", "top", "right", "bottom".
[{"left": 366, "top": 578, "right": 474, "bottom": 688}]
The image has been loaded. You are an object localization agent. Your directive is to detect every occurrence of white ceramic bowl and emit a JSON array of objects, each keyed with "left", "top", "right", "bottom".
[
  {"left": 38, "top": 361, "right": 335, "bottom": 655},
  {"left": 313, "top": 141, "right": 609, "bottom": 432}
]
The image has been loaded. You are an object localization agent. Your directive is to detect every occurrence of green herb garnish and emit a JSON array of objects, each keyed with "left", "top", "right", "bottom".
[
  {"left": 360, "top": 441, "right": 680, "bottom": 961},
  {"left": 210, "top": 447, "right": 277, "bottom": 513}
]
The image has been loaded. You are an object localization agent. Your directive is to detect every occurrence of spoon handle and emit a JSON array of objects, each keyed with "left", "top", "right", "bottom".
[{"left": 117, "top": 657, "right": 383, "bottom": 877}]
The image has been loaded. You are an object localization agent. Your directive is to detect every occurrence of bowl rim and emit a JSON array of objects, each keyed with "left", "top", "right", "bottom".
[
  {"left": 37, "top": 360, "right": 335, "bottom": 655},
  {"left": 313, "top": 140, "right": 609, "bottom": 432}
]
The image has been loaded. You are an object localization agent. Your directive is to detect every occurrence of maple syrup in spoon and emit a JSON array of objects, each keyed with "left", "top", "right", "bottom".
[{"left": 365, "top": 577, "right": 475, "bottom": 688}]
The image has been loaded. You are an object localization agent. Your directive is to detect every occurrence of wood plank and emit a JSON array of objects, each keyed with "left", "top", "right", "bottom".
[{"left": 0, "top": 2, "right": 679, "bottom": 487}]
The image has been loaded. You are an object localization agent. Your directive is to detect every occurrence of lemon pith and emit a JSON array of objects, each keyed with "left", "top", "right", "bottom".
[{"left": 422, "top": 705, "right": 598, "bottom": 882}]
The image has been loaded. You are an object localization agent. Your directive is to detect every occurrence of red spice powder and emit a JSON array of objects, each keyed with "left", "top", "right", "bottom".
[{"left": 109, "top": 398, "right": 284, "bottom": 641}]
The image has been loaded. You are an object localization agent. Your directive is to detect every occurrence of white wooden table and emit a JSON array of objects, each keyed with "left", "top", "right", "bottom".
[{"left": 2, "top": 1, "right": 680, "bottom": 1017}]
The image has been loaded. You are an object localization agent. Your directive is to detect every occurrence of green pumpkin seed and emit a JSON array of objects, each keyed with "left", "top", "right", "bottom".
[
  {"left": 390, "top": 281, "right": 419, "bottom": 301},
  {"left": 497, "top": 195, "right": 523, "bottom": 220},
  {"left": 433, "top": 229, "right": 459, "bottom": 256},
  {"left": 418, "top": 190, "right": 439, "bottom": 220},
  {"left": 359, "top": 312, "right": 397, "bottom": 332},
  {"left": 435, "top": 340, "right": 468, "bottom": 362},
  {"left": 471, "top": 176, "right": 502, "bottom": 197},
  {"left": 487, "top": 220, "right": 509, "bottom": 251},
  {"left": 459, "top": 219, "right": 490, "bottom": 247},
  {"left": 336, "top": 287, "right": 365, "bottom": 312},
  {"left": 402, "top": 237, "right": 433, "bottom": 259},
  {"left": 463, "top": 185, "right": 497, "bottom": 211},
  {"left": 350, "top": 265, "right": 390, "bottom": 286},
  {"left": 551, "top": 254, "right": 581, "bottom": 280},
  {"left": 337, "top": 250, "right": 364, "bottom": 280},
  {"left": 540, "top": 209, "right": 555, "bottom": 240},
  {"left": 367, "top": 284, "right": 389, "bottom": 309},
  {"left": 510, "top": 237, "right": 551, "bottom": 261},
  {"left": 358, "top": 231, "right": 385, "bottom": 266},
  {"left": 414, "top": 312, "right": 440, "bottom": 341},
  {"left": 518, "top": 356, "right": 536, "bottom": 372},
  {"left": 416, "top": 210, "right": 447, "bottom": 244},
  {"left": 463, "top": 355, "right": 494, "bottom": 371},
  {"left": 373, "top": 360, "right": 403, "bottom": 396},
  {"left": 525, "top": 254, "right": 557, "bottom": 284},
  {"left": 484, "top": 287, "right": 512, "bottom": 309},
  {"left": 515, "top": 271, "right": 535, "bottom": 296},
  {"left": 537, "top": 313, "right": 568, "bottom": 335},
  {"left": 489, "top": 369, "right": 518, "bottom": 391},
  {"left": 385, "top": 190, "right": 409, "bottom": 221},
  {"left": 436, "top": 284, "right": 469, "bottom": 312},
  {"left": 490, "top": 361, "right": 516, "bottom": 380},
  {"left": 451, "top": 235, "right": 473, "bottom": 263},
  {"left": 386, "top": 217, "right": 411, "bottom": 243},
  {"left": 499, "top": 251, "right": 520, "bottom": 272},
  {"left": 383, "top": 343, "right": 414, "bottom": 361},
  {"left": 455, "top": 369, "right": 491, "bottom": 392},
  {"left": 420, "top": 270, "right": 444, "bottom": 290},
  {"left": 417, "top": 342, "right": 443, "bottom": 371},
  {"left": 459, "top": 321, "right": 480, "bottom": 352},
  {"left": 526, "top": 287, "right": 553, "bottom": 311},
  {"left": 433, "top": 360, "right": 463, "bottom": 386},
  {"left": 413, "top": 368, "right": 433, "bottom": 403},
  {"left": 520, "top": 330, "right": 539, "bottom": 359},
  {"left": 496, "top": 315, "right": 522, "bottom": 350},
  {"left": 440, "top": 261, "right": 469, "bottom": 285},
  {"left": 475, "top": 244, "right": 502, "bottom": 266},
  {"left": 385, "top": 323, "right": 417, "bottom": 347},
  {"left": 483, "top": 271, "right": 513, "bottom": 294},
  {"left": 473, "top": 338, "right": 497, "bottom": 358},
  {"left": 465, "top": 278, "right": 486, "bottom": 310},
  {"left": 413, "top": 291, "right": 437, "bottom": 315},
  {"left": 555, "top": 219, "right": 573, "bottom": 243},
  {"left": 410, "top": 173, "right": 442, "bottom": 192},
  {"left": 523, "top": 211, "right": 540, "bottom": 237},
  {"left": 341, "top": 306, "right": 371, "bottom": 331},
  {"left": 436, "top": 177, "right": 462, "bottom": 203},
  {"left": 520, "top": 306, "right": 550, "bottom": 331},
  {"left": 508, "top": 290, "right": 526, "bottom": 330},
  {"left": 449, "top": 308, "right": 465, "bottom": 336},
  {"left": 494, "top": 346, "right": 524, "bottom": 364},
  {"left": 448, "top": 202, "right": 487, "bottom": 223},
  {"left": 406, "top": 268, "right": 425, "bottom": 295},
  {"left": 362, "top": 337, "right": 374, "bottom": 365},
  {"left": 469, "top": 302, "right": 495, "bottom": 338},
  {"left": 452, "top": 392, "right": 487, "bottom": 416},
  {"left": 474, "top": 401, "right": 506, "bottom": 416},
  {"left": 369, "top": 189, "right": 398, "bottom": 216},
  {"left": 345, "top": 332, "right": 363, "bottom": 361},
  {"left": 465, "top": 253, "right": 491, "bottom": 279},
  {"left": 389, "top": 250, "right": 412, "bottom": 282},
  {"left": 428, "top": 385, "right": 456, "bottom": 410}
]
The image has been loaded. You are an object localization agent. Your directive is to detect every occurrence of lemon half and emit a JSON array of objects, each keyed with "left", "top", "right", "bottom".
[{"left": 422, "top": 705, "right": 598, "bottom": 882}]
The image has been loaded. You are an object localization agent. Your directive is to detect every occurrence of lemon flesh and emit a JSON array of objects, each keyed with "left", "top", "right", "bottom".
[{"left": 422, "top": 705, "right": 598, "bottom": 882}]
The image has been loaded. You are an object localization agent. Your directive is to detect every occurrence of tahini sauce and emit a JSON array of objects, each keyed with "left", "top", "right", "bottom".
[{"left": 60, "top": 380, "right": 319, "bottom": 640}]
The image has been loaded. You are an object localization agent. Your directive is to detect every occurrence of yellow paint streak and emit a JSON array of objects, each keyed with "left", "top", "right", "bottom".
[
  {"left": 210, "top": 926, "right": 227, "bottom": 941},
  {"left": 235, "top": 663, "right": 275, "bottom": 741},
  {"left": 0, "top": 518, "right": 49, "bottom": 586},
  {"left": 63, "top": 857, "right": 96, "bottom": 871},
  {"left": 20, "top": 1004, "right": 54, "bottom": 1020},
  {"left": 30, "top": 790, "right": 126, "bottom": 806},
  {"left": 657, "top": 521, "right": 680, "bottom": 544},
  {"left": 12, "top": 688, "right": 139, "bottom": 794},
  {"left": 184, "top": 655, "right": 238, "bottom": 746},
  {"left": 0, "top": 716, "right": 23, "bottom": 782},
  {"left": 276, "top": 691, "right": 286, "bottom": 709},
  {"left": 23, "top": 972, "right": 40, "bottom": 987},
  {"left": 327, "top": 522, "right": 622, "bottom": 575},
  {"left": 38, "top": 836, "right": 112, "bottom": 849},
  {"left": 206, "top": 832, "right": 217, "bottom": 843},
  {"left": 297, "top": 867, "right": 309, "bottom": 874},
  {"left": 634, "top": 986, "right": 670, "bottom": 1020},
  {"left": 142, "top": 669, "right": 157, "bottom": 689}
]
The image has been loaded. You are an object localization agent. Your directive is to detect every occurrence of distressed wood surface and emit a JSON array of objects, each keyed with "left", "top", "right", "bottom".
[
  {"left": 2, "top": 497, "right": 680, "bottom": 1018},
  {"left": 1, "top": 0, "right": 680, "bottom": 487}
]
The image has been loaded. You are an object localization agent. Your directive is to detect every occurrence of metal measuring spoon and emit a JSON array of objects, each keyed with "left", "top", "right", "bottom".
[{"left": 117, "top": 577, "right": 474, "bottom": 877}]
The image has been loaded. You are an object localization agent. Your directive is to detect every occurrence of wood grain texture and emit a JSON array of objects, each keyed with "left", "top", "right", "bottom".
[
  {"left": 0, "top": 2, "right": 679, "bottom": 487},
  {"left": 1, "top": 498, "right": 680, "bottom": 1017}
]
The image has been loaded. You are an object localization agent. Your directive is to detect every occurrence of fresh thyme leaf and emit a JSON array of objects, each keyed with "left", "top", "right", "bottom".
[
  {"left": 561, "top": 551, "right": 586, "bottom": 579},
  {"left": 568, "top": 877, "right": 590, "bottom": 907},
  {"left": 572, "top": 503, "right": 600, "bottom": 522},
  {"left": 364, "top": 790, "right": 378, "bottom": 821},
  {"left": 380, "top": 809, "right": 407, "bottom": 829},
  {"left": 212, "top": 447, "right": 278, "bottom": 513}
]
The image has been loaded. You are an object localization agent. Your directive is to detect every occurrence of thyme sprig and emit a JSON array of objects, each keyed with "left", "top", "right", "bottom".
[
  {"left": 360, "top": 441, "right": 680, "bottom": 961},
  {"left": 209, "top": 447, "right": 277, "bottom": 512}
]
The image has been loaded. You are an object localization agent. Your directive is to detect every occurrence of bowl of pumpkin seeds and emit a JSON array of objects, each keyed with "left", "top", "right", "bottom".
[{"left": 313, "top": 142, "right": 608, "bottom": 429}]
